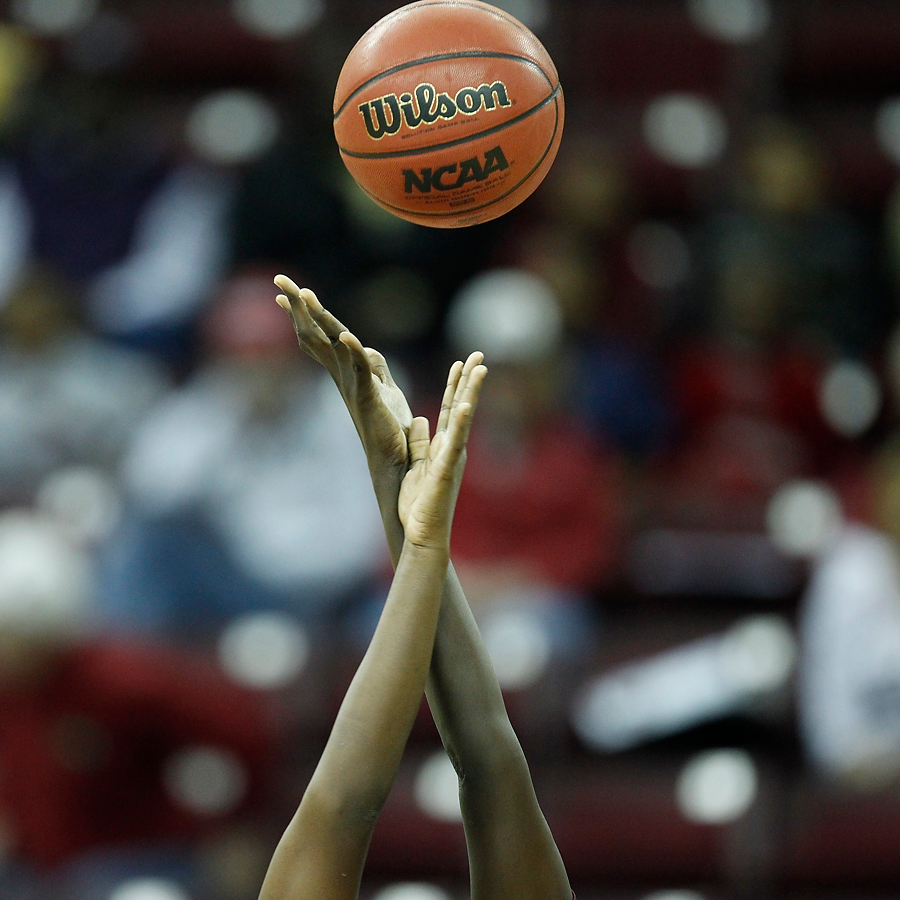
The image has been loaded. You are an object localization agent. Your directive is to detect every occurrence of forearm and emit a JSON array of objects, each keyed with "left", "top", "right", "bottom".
[
  {"left": 426, "top": 564, "right": 521, "bottom": 772},
  {"left": 308, "top": 540, "right": 448, "bottom": 814},
  {"left": 369, "top": 468, "right": 517, "bottom": 771}
]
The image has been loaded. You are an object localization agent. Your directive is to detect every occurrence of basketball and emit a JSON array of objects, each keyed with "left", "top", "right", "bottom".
[{"left": 333, "top": 0, "right": 564, "bottom": 228}]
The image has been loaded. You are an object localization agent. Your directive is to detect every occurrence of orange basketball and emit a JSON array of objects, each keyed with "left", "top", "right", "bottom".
[{"left": 333, "top": 0, "right": 564, "bottom": 228}]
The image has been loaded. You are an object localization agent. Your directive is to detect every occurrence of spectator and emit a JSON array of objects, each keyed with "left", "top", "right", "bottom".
[{"left": 100, "top": 267, "right": 386, "bottom": 642}]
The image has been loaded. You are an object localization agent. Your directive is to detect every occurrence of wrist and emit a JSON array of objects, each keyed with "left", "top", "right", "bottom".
[
  {"left": 366, "top": 460, "right": 406, "bottom": 565},
  {"left": 401, "top": 538, "right": 451, "bottom": 559},
  {"left": 367, "top": 457, "right": 406, "bottom": 493}
]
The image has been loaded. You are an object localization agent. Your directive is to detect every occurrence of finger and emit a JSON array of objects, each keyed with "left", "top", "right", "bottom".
[
  {"left": 459, "top": 360, "right": 487, "bottom": 411},
  {"left": 432, "top": 403, "right": 472, "bottom": 480},
  {"left": 337, "top": 329, "right": 369, "bottom": 362},
  {"left": 366, "top": 348, "right": 393, "bottom": 386},
  {"left": 407, "top": 416, "right": 431, "bottom": 465},
  {"left": 445, "top": 363, "right": 486, "bottom": 453},
  {"left": 299, "top": 288, "right": 354, "bottom": 349},
  {"left": 276, "top": 291, "right": 323, "bottom": 350},
  {"left": 274, "top": 273, "right": 301, "bottom": 293},
  {"left": 437, "top": 360, "right": 464, "bottom": 433},
  {"left": 458, "top": 351, "right": 485, "bottom": 393},
  {"left": 274, "top": 278, "right": 327, "bottom": 348},
  {"left": 275, "top": 276, "right": 351, "bottom": 353},
  {"left": 338, "top": 332, "right": 379, "bottom": 395},
  {"left": 448, "top": 350, "right": 485, "bottom": 419},
  {"left": 462, "top": 350, "right": 485, "bottom": 373},
  {"left": 274, "top": 273, "right": 301, "bottom": 298},
  {"left": 294, "top": 296, "right": 361, "bottom": 383}
]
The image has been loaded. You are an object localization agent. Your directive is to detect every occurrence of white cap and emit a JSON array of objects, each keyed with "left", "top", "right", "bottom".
[
  {"left": 0, "top": 509, "right": 94, "bottom": 635},
  {"left": 446, "top": 268, "right": 563, "bottom": 363}
]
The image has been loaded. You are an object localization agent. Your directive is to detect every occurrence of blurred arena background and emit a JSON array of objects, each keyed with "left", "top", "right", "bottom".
[{"left": 1, "top": 0, "right": 900, "bottom": 898}]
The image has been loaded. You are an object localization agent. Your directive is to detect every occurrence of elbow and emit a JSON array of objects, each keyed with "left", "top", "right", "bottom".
[{"left": 444, "top": 721, "right": 530, "bottom": 787}]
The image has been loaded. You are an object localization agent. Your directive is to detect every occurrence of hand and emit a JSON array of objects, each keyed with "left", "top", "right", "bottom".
[
  {"left": 399, "top": 353, "right": 486, "bottom": 551},
  {"left": 274, "top": 274, "right": 412, "bottom": 473}
]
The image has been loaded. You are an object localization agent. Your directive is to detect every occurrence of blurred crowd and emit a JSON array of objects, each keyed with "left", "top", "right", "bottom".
[{"left": 1, "top": 0, "right": 900, "bottom": 898}]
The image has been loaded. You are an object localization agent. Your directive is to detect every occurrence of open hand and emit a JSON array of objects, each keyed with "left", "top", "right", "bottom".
[
  {"left": 275, "top": 274, "right": 412, "bottom": 473},
  {"left": 398, "top": 352, "right": 486, "bottom": 551}
]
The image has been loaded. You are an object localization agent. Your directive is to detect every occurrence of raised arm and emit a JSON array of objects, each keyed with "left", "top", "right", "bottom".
[
  {"left": 275, "top": 277, "right": 571, "bottom": 900},
  {"left": 257, "top": 342, "right": 485, "bottom": 900}
]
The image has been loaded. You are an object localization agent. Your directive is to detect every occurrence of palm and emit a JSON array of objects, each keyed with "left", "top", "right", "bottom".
[{"left": 397, "top": 436, "right": 449, "bottom": 544}]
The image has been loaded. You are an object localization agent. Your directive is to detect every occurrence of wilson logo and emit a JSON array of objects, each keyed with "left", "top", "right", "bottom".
[
  {"left": 359, "top": 81, "right": 512, "bottom": 140},
  {"left": 403, "top": 145, "right": 509, "bottom": 193}
]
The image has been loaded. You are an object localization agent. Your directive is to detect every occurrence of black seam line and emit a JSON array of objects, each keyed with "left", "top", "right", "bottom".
[
  {"left": 358, "top": 93, "right": 561, "bottom": 221},
  {"left": 338, "top": 84, "right": 561, "bottom": 160},
  {"left": 362, "top": 98, "right": 559, "bottom": 220},
  {"left": 334, "top": 51, "right": 553, "bottom": 119}
]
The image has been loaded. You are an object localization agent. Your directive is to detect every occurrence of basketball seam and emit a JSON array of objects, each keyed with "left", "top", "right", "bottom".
[
  {"left": 334, "top": 51, "right": 555, "bottom": 120},
  {"left": 353, "top": 91, "right": 562, "bottom": 221},
  {"left": 337, "top": 83, "right": 560, "bottom": 160}
]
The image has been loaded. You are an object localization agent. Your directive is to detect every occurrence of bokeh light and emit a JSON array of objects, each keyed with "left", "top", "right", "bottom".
[
  {"left": 36, "top": 465, "right": 121, "bottom": 545},
  {"left": 719, "top": 615, "right": 797, "bottom": 695},
  {"left": 481, "top": 608, "right": 551, "bottom": 690},
  {"left": 186, "top": 89, "right": 280, "bottom": 166},
  {"left": 414, "top": 751, "right": 461, "bottom": 822},
  {"left": 231, "top": 0, "right": 324, "bottom": 39},
  {"left": 571, "top": 613, "right": 795, "bottom": 753},
  {"left": 876, "top": 97, "right": 900, "bottom": 166},
  {"left": 162, "top": 746, "right": 247, "bottom": 816},
  {"left": 819, "top": 359, "right": 882, "bottom": 438},
  {"left": 676, "top": 749, "right": 758, "bottom": 824},
  {"left": 766, "top": 480, "right": 843, "bottom": 557},
  {"left": 0, "top": 509, "right": 94, "bottom": 634},
  {"left": 641, "top": 891, "right": 707, "bottom": 900},
  {"left": 108, "top": 879, "right": 190, "bottom": 900},
  {"left": 643, "top": 93, "right": 728, "bottom": 168},
  {"left": 218, "top": 611, "right": 309, "bottom": 690},
  {"left": 446, "top": 269, "right": 562, "bottom": 362},
  {"left": 687, "top": 0, "right": 771, "bottom": 44},
  {"left": 372, "top": 884, "right": 453, "bottom": 900},
  {"left": 11, "top": 0, "right": 97, "bottom": 35}
]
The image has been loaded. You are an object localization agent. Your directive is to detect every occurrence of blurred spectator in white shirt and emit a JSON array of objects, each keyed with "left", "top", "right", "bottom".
[{"left": 100, "top": 267, "right": 386, "bottom": 641}]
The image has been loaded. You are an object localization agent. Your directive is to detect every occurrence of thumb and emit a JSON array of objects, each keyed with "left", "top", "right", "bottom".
[{"left": 407, "top": 417, "right": 431, "bottom": 465}]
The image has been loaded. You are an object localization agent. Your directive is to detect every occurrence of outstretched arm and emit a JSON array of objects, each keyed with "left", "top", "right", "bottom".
[
  {"left": 258, "top": 344, "right": 485, "bottom": 900},
  {"left": 275, "top": 277, "right": 571, "bottom": 900}
]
